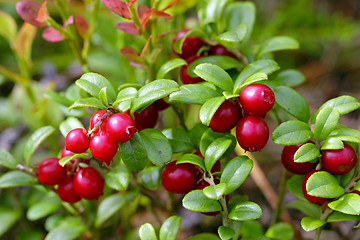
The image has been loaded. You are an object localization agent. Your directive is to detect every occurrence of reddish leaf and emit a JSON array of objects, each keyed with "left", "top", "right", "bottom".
[
  {"left": 101, "top": 0, "right": 131, "bottom": 19},
  {"left": 127, "top": 0, "right": 138, "bottom": 7},
  {"left": 162, "top": 0, "right": 178, "bottom": 11},
  {"left": 153, "top": 10, "right": 173, "bottom": 20},
  {"left": 42, "top": 27, "right": 65, "bottom": 42},
  {"left": 139, "top": 8, "right": 154, "bottom": 28},
  {"left": 120, "top": 47, "right": 143, "bottom": 64},
  {"left": 137, "top": 5, "right": 151, "bottom": 18},
  {"left": 64, "top": 15, "right": 74, "bottom": 26},
  {"left": 116, "top": 22, "right": 139, "bottom": 35},
  {"left": 74, "top": 16, "right": 89, "bottom": 38},
  {"left": 16, "top": 1, "right": 47, "bottom": 28},
  {"left": 35, "top": 0, "right": 48, "bottom": 23},
  {"left": 140, "top": 35, "right": 152, "bottom": 57}
]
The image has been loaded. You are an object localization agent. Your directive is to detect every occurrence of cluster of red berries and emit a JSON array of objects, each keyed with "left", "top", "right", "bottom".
[{"left": 281, "top": 141, "right": 358, "bottom": 205}]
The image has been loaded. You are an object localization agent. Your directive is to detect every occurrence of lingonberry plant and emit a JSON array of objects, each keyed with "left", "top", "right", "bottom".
[{"left": 0, "top": 0, "right": 359, "bottom": 240}]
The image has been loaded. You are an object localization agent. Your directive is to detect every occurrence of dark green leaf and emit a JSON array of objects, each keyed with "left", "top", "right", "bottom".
[
  {"left": 216, "top": 24, "right": 248, "bottom": 43},
  {"left": 286, "top": 200, "right": 320, "bottom": 219},
  {"left": 157, "top": 58, "right": 187, "bottom": 79},
  {"left": 205, "top": 137, "right": 232, "bottom": 172},
  {"left": 327, "top": 211, "right": 360, "bottom": 222},
  {"left": 257, "top": 36, "right": 299, "bottom": 59},
  {"left": 194, "top": 64, "right": 233, "bottom": 92},
  {"left": 45, "top": 92, "right": 73, "bottom": 107},
  {"left": 294, "top": 143, "right": 320, "bottom": 163},
  {"left": 200, "top": 130, "right": 236, "bottom": 159},
  {"left": 159, "top": 216, "right": 181, "bottom": 240},
  {"left": 0, "top": 208, "right": 21, "bottom": 237},
  {"left": 187, "top": 233, "right": 220, "bottom": 240},
  {"left": 68, "top": 97, "right": 106, "bottom": 110},
  {"left": 238, "top": 220, "right": 264, "bottom": 237},
  {"left": 265, "top": 223, "right": 294, "bottom": 240},
  {"left": 314, "top": 107, "right": 340, "bottom": 142},
  {"left": 328, "top": 193, "right": 360, "bottom": 215},
  {"left": 139, "top": 223, "right": 158, "bottom": 240},
  {"left": 287, "top": 175, "right": 306, "bottom": 201},
  {"left": 27, "top": 201, "right": 61, "bottom": 221},
  {"left": 139, "top": 166, "right": 161, "bottom": 190},
  {"left": 95, "top": 194, "right": 126, "bottom": 227},
  {"left": 59, "top": 117, "right": 84, "bottom": 138},
  {"left": 218, "top": 226, "right": 235, "bottom": 240},
  {"left": 0, "top": 149, "right": 19, "bottom": 169},
  {"left": 105, "top": 164, "right": 130, "bottom": 191},
  {"left": 0, "top": 171, "right": 37, "bottom": 188},
  {"left": 162, "top": 128, "right": 193, "bottom": 153},
  {"left": 203, "top": 183, "right": 226, "bottom": 200},
  {"left": 177, "top": 154, "right": 205, "bottom": 171},
  {"left": 272, "top": 120, "right": 313, "bottom": 145},
  {"left": 76, "top": 73, "right": 116, "bottom": 102},
  {"left": 321, "top": 138, "right": 344, "bottom": 150},
  {"left": 200, "top": 96, "right": 226, "bottom": 126},
  {"left": 189, "top": 123, "right": 209, "bottom": 148},
  {"left": 119, "top": 133, "right": 147, "bottom": 172},
  {"left": 45, "top": 216, "right": 87, "bottom": 240},
  {"left": 228, "top": 201, "right": 262, "bottom": 221},
  {"left": 169, "top": 82, "right": 220, "bottom": 105},
  {"left": 301, "top": 217, "right": 325, "bottom": 232},
  {"left": 306, "top": 171, "right": 344, "bottom": 198},
  {"left": 99, "top": 87, "right": 109, "bottom": 107},
  {"left": 271, "top": 69, "right": 305, "bottom": 87},
  {"left": 182, "top": 190, "right": 221, "bottom": 212}
]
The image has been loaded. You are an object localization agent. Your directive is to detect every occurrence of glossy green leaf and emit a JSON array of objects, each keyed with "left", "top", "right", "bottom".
[
  {"left": 216, "top": 23, "right": 248, "bottom": 43},
  {"left": 218, "top": 226, "right": 235, "bottom": 240},
  {"left": 139, "top": 166, "right": 161, "bottom": 190},
  {"left": 182, "top": 190, "right": 221, "bottom": 212},
  {"left": 294, "top": 143, "right": 321, "bottom": 163},
  {"left": 328, "top": 128, "right": 360, "bottom": 143},
  {"left": 113, "top": 87, "right": 138, "bottom": 109},
  {"left": 159, "top": 216, "right": 181, "bottom": 240},
  {"left": 314, "top": 107, "right": 340, "bottom": 142},
  {"left": 306, "top": 171, "right": 344, "bottom": 198},
  {"left": 228, "top": 201, "right": 262, "bottom": 221},
  {"left": 203, "top": 0, "right": 229, "bottom": 24},
  {"left": 200, "top": 130, "right": 236, "bottom": 159},
  {"left": 203, "top": 183, "right": 226, "bottom": 200},
  {"left": 76, "top": 73, "right": 116, "bottom": 102},
  {"left": 265, "top": 223, "right": 294, "bottom": 240},
  {"left": 189, "top": 124, "right": 208, "bottom": 148},
  {"left": 328, "top": 193, "right": 360, "bottom": 215},
  {"left": 238, "top": 72, "right": 268, "bottom": 90},
  {"left": 139, "top": 129, "right": 172, "bottom": 166},
  {"left": 59, "top": 117, "right": 84, "bottom": 138},
  {"left": 327, "top": 211, "right": 360, "bottom": 222},
  {"left": 0, "top": 149, "right": 18, "bottom": 169},
  {"left": 301, "top": 217, "right": 325, "bottom": 232},
  {"left": 59, "top": 153, "right": 85, "bottom": 167},
  {"left": 119, "top": 133, "right": 147, "bottom": 172},
  {"left": 287, "top": 175, "right": 306, "bottom": 201},
  {"left": 0, "top": 171, "right": 37, "bottom": 188},
  {"left": 194, "top": 63, "right": 233, "bottom": 92},
  {"left": 187, "top": 233, "right": 220, "bottom": 240},
  {"left": 139, "top": 223, "right": 158, "bottom": 240},
  {"left": 177, "top": 154, "right": 205, "bottom": 171},
  {"left": 95, "top": 194, "right": 126, "bottom": 227},
  {"left": 237, "top": 220, "right": 264, "bottom": 238},
  {"left": 0, "top": 10, "right": 17, "bottom": 43},
  {"left": 0, "top": 208, "right": 21, "bottom": 238},
  {"left": 157, "top": 58, "right": 187, "bottom": 79},
  {"left": 271, "top": 69, "right": 305, "bottom": 87},
  {"left": 99, "top": 87, "right": 109, "bottom": 107},
  {"left": 169, "top": 82, "right": 220, "bottom": 105},
  {"left": 257, "top": 36, "right": 299, "bottom": 59},
  {"left": 272, "top": 120, "right": 313, "bottom": 145},
  {"left": 45, "top": 92, "right": 73, "bottom": 107},
  {"left": 162, "top": 128, "right": 193, "bottom": 153},
  {"left": 286, "top": 200, "right": 320, "bottom": 219},
  {"left": 68, "top": 97, "right": 107, "bottom": 111},
  {"left": 45, "top": 216, "right": 87, "bottom": 240},
  {"left": 321, "top": 138, "right": 344, "bottom": 150},
  {"left": 200, "top": 96, "right": 226, "bottom": 126},
  {"left": 27, "top": 201, "right": 61, "bottom": 221},
  {"left": 204, "top": 137, "right": 232, "bottom": 172},
  {"left": 105, "top": 164, "right": 130, "bottom": 191},
  {"left": 24, "top": 126, "right": 55, "bottom": 165}
]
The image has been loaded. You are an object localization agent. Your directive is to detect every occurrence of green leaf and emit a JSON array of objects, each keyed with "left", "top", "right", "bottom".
[
  {"left": 204, "top": 137, "right": 232, "bottom": 172},
  {"left": 221, "top": 156, "right": 253, "bottom": 194},
  {"left": 274, "top": 86, "right": 310, "bottom": 123},
  {"left": 306, "top": 171, "right": 344, "bottom": 198},
  {"left": 177, "top": 154, "right": 205, "bottom": 171},
  {"left": 0, "top": 149, "right": 19, "bottom": 169},
  {"left": 301, "top": 217, "right": 325, "bottom": 232},
  {"left": 139, "top": 129, "right": 172, "bottom": 166},
  {"left": 203, "top": 0, "right": 229, "bottom": 24},
  {"left": 182, "top": 190, "right": 221, "bottom": 212},
  {"left": 157, "top": 58, "right": 187, "bottom": 79},
  {"left": 321, "top": 138, "right": 344, "bottom": 150},
  {"left": 314, "top": 107, "right": 340, "bottom": 142},
  {"left": 169, "top": 82, "right": 220, "bottom": 105},
  {"left": 139, "top": 166, "right": 161, "bottom": 190},
  {"left": 68, "top": 97, "right": 106, "bottom": 111},
  {"left": 113, "top": 87, "right": 138, "bottom": 109},
  {"left": 119, "top": 133, "right": 147, "bottom": 172},
  {"left": 45, "top": 92, "right": 73, "bottom": 107},
  {"left": 265, "top": 223, "right": 294, "bottom": 240},
  {"left": 327, "top": 211, "right": 360, "bottom": 222},
  {"left": 0, "top": 10, "right": 17, "bottom": 43},
  {"left": 216, "top": 23, "right": 248, "bottom": 43},
  {"left": 200, "top": 96, "right": 226, "bottom": 126},
  {"left": 271, "top": 69, "right": 305, "bottom": 87},
  {"left": 287, "top": 175, "right": 306, "bottom": 201},
  {"left": 189, "top": 124, "right": 209, "bottom": 148},
  {"left": 162, "top": 128, "right": 193, "bottom": 153},
  {"left": 238, "top": 220, "right": 264, "bottom": 237},
  {"left": 294, "top": 143, "right": 321, "bottom": 163},
  {"left": 218, "top": 226, "right": 235, "bottom": 240},
  {"left": 27, "top": 201, "right": 61, "bottom": 221},
  {"left": 45, "top": 216, "right": 87, "bottom": 240},
  {"left": 203, "top": 183, "right": 226, "bottom": 200},
  {"left": 58, "top": 153, "right": 85, "bottom": 167},
  {"left": 24, "top": 126, "right": 55, "bottom": 165},
  {"left": 257, "top": 36, "right": 299, "bottom": 59},
  {"left": 159, "top": 216, "right": 181, "bottom": 240},
  {"left": 95, "top": 194, "right": 126, "bottom": 227},
  {"left": 105, "top": 164, "right": 130, "bottom": 191},
  {"left": 328, "top": 193, "right": 360, "bottom": 215},
  {"left": 286, "top": 200, "right": 320, "bottom": 219},
  {"left": 200, "top": 130, "right": 236, "bottom": 159},
  {"left": 99, "top": 87, "right": 109, "bottom": 107},
  {"left": 194, "top": 63, "right": 233, "bottom": 92},
  {"left": 228, "top": 201, "right": 262, "bottom": 221},
  {"left": 0, "top": 171, "right": 37, "bottom": 188},
  {"left": 272, "top": 120, "right": 313, "bottom": 145},
  {"left": 187, "top": 233, "right": 220, "bottom": 240},
  {"left": 234, "top": 60, "right": 280, "bottom": 94},
  {"left": 139, "top": 223, "right": 158, "bottom": 240},
  {"left": 59, "top": 117, "right": 84, "bottom": 138},
  {"left": 0, "top": 208, "right": 21, "bottom": 237},
  {"left": 76, "top": 73, "right": 116, "bottom": 102},
  {"left": 238, "top": 72, "right": 268, "bottom": 90},
  {"left": 328, "top": 127, "right": 360, "bottom": 143}
]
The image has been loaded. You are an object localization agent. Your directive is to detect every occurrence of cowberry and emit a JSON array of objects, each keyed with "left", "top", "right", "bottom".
[
  {"left": 106, "top": 113, "right": 136, "bottom": 143},
  {"left": 209, "top": 45, "right": 236, "bottom": 58},
  {"left": 239, "top": 84, "right": 275, "bottom": 117},
  {"left": 89, "top": 132, "right": 118, "bottom": 164},
  {"left": 194, "top": 151, "right": 221, "bottom": 173},
  {"left": 302, "top": 170, "right": 331, "bottom": 205},
  {"left": 321, "top": 143, "right": 357, "bottom": 175},
  {"left": 37, "top": 158, "right": 66, "bottom": 186},
  {"left": 61, "top": 146, "right": 73, "bottom": 158},
  {"left": 125, "top": 104, "right": 159, "bottom": 131},
  {"left": 236, "top": 116, "right": 269, "bottom": 152},
  {"left": 65, "top": 128, "right": 89, "bottom": 153},
  {"left": 172, "top": 29, "right": 204, "bottom": 59},
  {"left": 161, "top": 161, "right": 198, "bottom": 194},
  {"left": 90, "top": 110, "right": 108, "bottom": 133},
  {"left": 209, "top": 100, "right": 242, "bottom": 133},
  {"left": 180, "top": 55, "right": 203, "bottom": 84},
  {"left": 281, "top": 141, "right": 317, "bottom": 175},
  {"left": 73, "top": 167, "right": 104, "bottom": 200},
  {"left": 57, "top": 176, "right": 81, "bottom": 203}
]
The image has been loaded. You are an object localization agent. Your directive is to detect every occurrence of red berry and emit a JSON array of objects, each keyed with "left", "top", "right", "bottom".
[
  {"left": 154, "top": 98, "right": 170, "bottom": 111},
  {"left": 209, "top": 100, "right": 242, "bottom": 133},
  {"left": 161, "top": 161, "right": 198, "bottom": 194},
  {"left": 90, "top": 110, "right": 108, "bottom": 133},
  {"left": 180, "top": 55, "right": 203, "bottom": 84},
  {"left": 73, "top": 167, "right": 104, "bottom": 200},
  {"left": 125, "top": 104, "right": 159, "bottom": 131},
  {"left": 57, "top": 176, "right": 81, "bottom": 203},
  {"left": 61, "top": 146, "right": 73, "bottom": 158},
  {"left": 239, "top": 84, "right": 275, "bottom": 117},
  {"left": 106, "top": 113, "right": 136, "bottom": 143},
  {"left": 302, "top": 170, "right": 331, "bottom": 205},
  {"left": 321, "top": 143, "right": 357, "bottom": 175},
  {"left": 236, "top": 116, "right": 269, "bottom": 152},
  {"left": 89, "top": 132, "right": 118, "bottom": 164},
  {"left": 194, "top": 151, "right": 221, "bottom": 173},
  {"left": 37, "top": 158, "right": 66, "bottom": 186},
  {"left": 65, "top": 128, "right": 89, "bottom": 153},
  {"left": 173, "top": 29, "right": 204, "bottom": 59},
  {"left": 209, "top": 45, "right": 236, "bottom": 58},
  {"left": 281, "top": 141, "right": 318, "bottom": 175}
]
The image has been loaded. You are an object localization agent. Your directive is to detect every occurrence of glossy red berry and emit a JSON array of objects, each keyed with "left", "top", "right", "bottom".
[
  {"left": 302, "top": 170, "right": 331, "bottom": 205},
  {"left": 180, "top": 55, "right": 203, "bottom": 84},
  {"left": 281, "top": 141, "right": 318, "bottom": 175},
  {"left": 89, "top": 132, "right": 118, "bottom": 164},
  {"left": 37, "top": 158, "right": 66, "bottom": 186},
  {"left": 173, "top": 29, "right": 204, "bottom": 59},
  {"left": 73, "top": 167, "right": 104, "bottom": 200},
  {"left": 57, "top": 176, "right": 81, "bottom": 203},
  {"left": 90, "top": 110, "right": 108, "bottom": 133},
  {"left": 209, "top": 100, "right": 242, "bottom": 133},
  {"left": 236, "top": 116, "right": 269, "bottom": 152},
  {"left": 65, "top": 128, "right": 89, "bottom": 153},
  {"left": 106, "top": 113, "right": 136, "bottom": 143},
  {"left": 239, "top": 84, "right": 275, "bottom": 117},
  {"left": 61, "top": 146, "right": 73, "bottom": 158},
  {"left": 321, "top": 143, "right": 357, "bottom": 175},
  {"left": 209, "top": 45, "right": 236, "bottom": 58},
  {"left": 125, "top": 104, "right": 159, "bottom": 131},
  {"left": 161, "top": 161, "right": 198, "bottom": 194},
  {"left": 194, "top": 151, "right": 221, "bottom": 173}
]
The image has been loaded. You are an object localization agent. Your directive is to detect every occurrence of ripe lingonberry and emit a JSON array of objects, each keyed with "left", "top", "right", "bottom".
[
  {"left": 61, "top": 146, "right": 73, "bottom": 158},
  {"left": 106, "top": 113, "right": 136, "bottom": 143},
  {"left": 65, "top": 128, "right": 89, "bottom": 153},
  {"left": 37, "top": 158, "right": 66, "bottom": 186},
  {"left": 321, "top": 143, "right": 357, "bottom": 175},
  {"left": 236, "top": 116, "right": 269, "bottom": 152},
  {"left": 302, "top": 170, "right": 331, "bottom": 205},
  {"left": 208, "top": 100, "right": 242, "bottom": 133},
  {"left": 194, "top": 151, "right": 221, "bottom": 173},
  {"left": 161, "top": 161, "right": 198, "bottom": 194},
  {"left": 239, "top": 84, "right": 275, "bottom": 117},
  {"left": 126, "top": 104, "right": 159, "bottom": 131},
  {"left": 180, "top": 55, "right": 204, "bottom": 85},
  {"left": 209, "top": 45, "right": 236, "bottom": 58},
  {"left": 89, "top": 132, "right": 118, "bottom": 164},
  {"left": 90, "top": 110, "right": 108, "bottom": 133},
  {"left": 57, "top": 176, "right": 81, "bottom": 203},
  {"left": 73, "top": 167, "right": 104, "bottom": 200},
  {"left": 281, "top": 141, "right": 318, "bottom": 175},
  {"left": 172, "top": 29, "right": 204, "bottom": 59}
]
